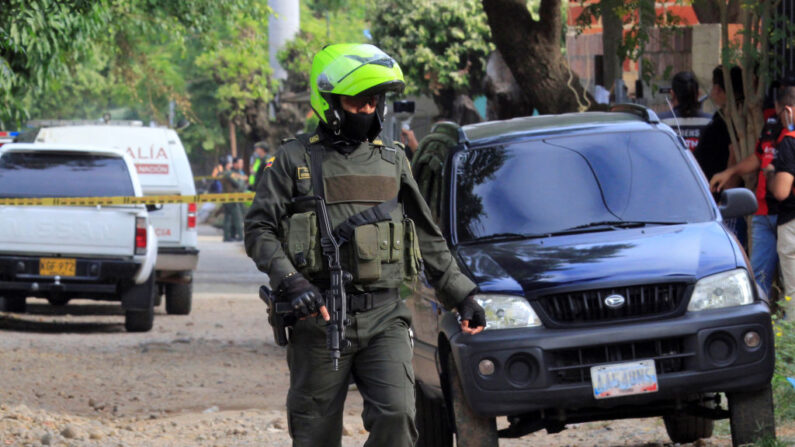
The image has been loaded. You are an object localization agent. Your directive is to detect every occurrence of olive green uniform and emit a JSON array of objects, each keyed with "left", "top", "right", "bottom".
[
  {"left": 221, "top": 169, "right": 246, "bottom": 241},
  {"left": 244, "top": 130, "right": 476, "bottom": 447}
]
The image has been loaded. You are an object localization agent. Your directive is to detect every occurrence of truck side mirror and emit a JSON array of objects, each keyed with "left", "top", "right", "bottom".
[{"left": 718, "top": 188, "right": 757, "bottom": 219}]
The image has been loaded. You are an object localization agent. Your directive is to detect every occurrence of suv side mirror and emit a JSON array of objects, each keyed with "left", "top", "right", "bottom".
[
  {"left": 146, "top": 204, "right": 163, "bottom": 212},
  {"left": 718, "top": 188, "right": 757, "bottom": 219}
]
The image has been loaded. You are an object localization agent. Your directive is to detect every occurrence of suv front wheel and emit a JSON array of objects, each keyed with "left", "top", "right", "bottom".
[
  {"left": 662, "top": 394, "right": 715, "bottom": 444},
  {"left": 728, "top": 383, "right": 775, "bottom": 446},
  {"left": 446, "top": 355, "right": 498, "bottom": 447},
  {"left": 415, "top": 383, "right": 452, "bottom": 447}
]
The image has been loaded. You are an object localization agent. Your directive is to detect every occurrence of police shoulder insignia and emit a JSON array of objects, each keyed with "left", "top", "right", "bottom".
[
  {"left": 265, "top": 156, "right": 275, "bottom": 168},
  {"left": 297, "top": 166, "right": 311, "bottom": 180},
  {"left": 309, "top": 134, "right": 320, "bottom": 144},
  {"left": 372, "top": 139, "right": 383, "bottom": 146}
]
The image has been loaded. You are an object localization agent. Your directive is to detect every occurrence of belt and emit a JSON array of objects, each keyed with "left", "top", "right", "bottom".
[{"left": 344, "top": 289, "right": 399, "bottom": 314}]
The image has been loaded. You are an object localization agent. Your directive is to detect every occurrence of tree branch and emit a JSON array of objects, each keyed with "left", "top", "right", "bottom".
[{"left": 538, "top": 0, "right": 561, "bottom": 40}]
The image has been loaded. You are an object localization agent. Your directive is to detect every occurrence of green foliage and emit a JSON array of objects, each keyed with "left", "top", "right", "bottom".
[
  {"left": 196, "top": 8, "right": 275, "bottom": 121},
  {"left": 771, "top": 317, "right": 795, "bottom": 422},
  {"left": 278, "top": 0, "right": 372, "bottom": 89},
  {"left": 1, "top": 0, "right": 276, "bottom": 161},
  {"left": 370, "top": 0, "right": 494, "bottom": 97},
  {"left": 0, "top": 0, "right": 109, "bottom": 125}
]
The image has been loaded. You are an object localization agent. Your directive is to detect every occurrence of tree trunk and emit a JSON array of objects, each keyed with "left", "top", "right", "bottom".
[
  {"left": 692, "top": 0, "right": 742, "bottom": 24},
  {"left": 601, "top": 0, "right": 623, "bottom": 92},
  {"left": 482, "top": 0, "right": 592, "bottom": 114},
  {"left": 485, "top": 50, "right": 535, "bottom": 119}
]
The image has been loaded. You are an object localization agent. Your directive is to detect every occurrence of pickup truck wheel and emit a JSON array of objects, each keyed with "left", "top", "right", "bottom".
[
  {"left": 125, "top": 307, "right": 154, "bottom": 332},
  {"left": 415, "top": 383, "right": 452, "bottom": 447},
  {"left": 154, "top": 284, "right": 163, "bottom": 307},
  {"left": 447, "top": 356, "right": 498, "bottom": 447},
  {"left": 165, "top": 281, "right": 192, "bottom": 315},
  {"left": 663, "top": 395, "right": 715, "bottom": 444},
  {"left": 0, "top": 295, "right": 26, "bottom": 313},
  {"left": 728, "top": 383, "right": 775, "bottom": 446},
  {"left": 47, "top": 296, "right": 70, "bottom": 306}
]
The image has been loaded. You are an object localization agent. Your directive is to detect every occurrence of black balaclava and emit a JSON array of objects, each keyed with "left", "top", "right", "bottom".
[{"left": 340, "top": 110, "right": 376, "bottom": 143}]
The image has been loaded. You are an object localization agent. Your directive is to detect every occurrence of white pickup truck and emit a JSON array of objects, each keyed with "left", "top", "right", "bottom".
[{"left": 0, "top": 143, "right": 159, "bottom": 332}]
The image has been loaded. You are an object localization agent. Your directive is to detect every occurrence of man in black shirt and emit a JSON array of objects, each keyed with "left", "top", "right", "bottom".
[
  {"left": 694, "top": 65, "right": 747, "bottom": 248},
  {"left": 694, "top": 66, "right": 744, "bottom": 180},
  {"left": 768, "top": 76, "right": 795, "bottom": 315}
]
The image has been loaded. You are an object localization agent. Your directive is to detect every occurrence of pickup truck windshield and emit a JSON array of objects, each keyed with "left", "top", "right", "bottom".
[
  {"left": 0, "top": 151, "right": 135, "bottom": 198},
  {"left": 454, "top": 131, "right": 713, "bottom": 242}
]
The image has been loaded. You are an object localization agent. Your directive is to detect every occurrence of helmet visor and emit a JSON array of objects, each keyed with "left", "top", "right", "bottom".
[{"left": 316, "top": 47, "right": 403, "bottom": 96}]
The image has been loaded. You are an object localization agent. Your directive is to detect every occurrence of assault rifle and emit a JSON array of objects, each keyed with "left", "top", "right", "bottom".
[{"left": 292, "top": 194, "right": 351, "bottom": 371}]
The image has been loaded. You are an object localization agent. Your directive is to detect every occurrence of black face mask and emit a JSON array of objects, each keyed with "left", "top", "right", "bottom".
[{"left": 340, "top": 110, "right": 375, "bottom": 142}]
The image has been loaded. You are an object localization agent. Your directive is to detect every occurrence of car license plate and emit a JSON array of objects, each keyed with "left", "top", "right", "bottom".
[
  {"left": 39, "top": 258, "right": 76, "bottom": 277},
  {"left": 591, "top": 359, "right": 658, "bottom": 400}
]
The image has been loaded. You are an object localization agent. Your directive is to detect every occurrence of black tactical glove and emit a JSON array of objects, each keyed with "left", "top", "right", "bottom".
[
  {"left": 277, "top": 273, "right": 325, "bottom": 319},
  {"left": 456, "top": 294, "right": 486, "bottom": 334}
]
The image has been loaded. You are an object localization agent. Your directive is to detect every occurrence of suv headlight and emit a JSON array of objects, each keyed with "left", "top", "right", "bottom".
[
  {"left": 474, "top": 294, "right": 543, "bottom": 329},
  {"left": 687, "top": 269, "right": 754, "bottom": 312}
]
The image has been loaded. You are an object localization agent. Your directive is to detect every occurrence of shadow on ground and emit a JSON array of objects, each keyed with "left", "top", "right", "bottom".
[{"left": 0, "top": 302, "right": 128, "bottom": 333}]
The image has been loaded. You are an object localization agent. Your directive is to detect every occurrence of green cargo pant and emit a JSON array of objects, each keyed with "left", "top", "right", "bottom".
[
  {"left": 286, "top": 299, "right": 418, "bottom": 447},
  {"left": 222, "top": 203, "right": 243, "bottom": 241}
]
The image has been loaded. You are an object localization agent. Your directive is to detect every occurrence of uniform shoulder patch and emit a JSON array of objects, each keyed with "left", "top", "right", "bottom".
[
  {"left": 309, "top": 134, "right": 320, "bottom": 144},
  {"left": 297, "top": 166, "right": 311, "bottom": 180},
  {"left": 265, "top": 156, "right": 275, "bottom": 168}
]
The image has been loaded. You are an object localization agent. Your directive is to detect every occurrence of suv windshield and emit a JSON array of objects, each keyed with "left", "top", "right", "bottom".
[
  {"left": 454, "top": 131, "right": 713, "bottom": 242},
  {"left": 0, "top": 151, "right": 135, "bottom": 198}
]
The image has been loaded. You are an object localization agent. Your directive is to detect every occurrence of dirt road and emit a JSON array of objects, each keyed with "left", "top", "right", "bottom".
[{"left": 0, "top": 225, "right": 791, "bottom": 446}]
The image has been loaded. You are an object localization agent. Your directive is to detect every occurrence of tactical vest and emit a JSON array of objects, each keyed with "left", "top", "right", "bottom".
[{"left": 279, "top": 134, "right": 422, "bottom": 291}]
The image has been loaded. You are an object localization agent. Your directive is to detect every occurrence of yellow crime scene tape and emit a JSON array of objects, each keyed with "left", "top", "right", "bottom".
[{"left": 0, "top": 192, "right": 256, "bottom": 206}]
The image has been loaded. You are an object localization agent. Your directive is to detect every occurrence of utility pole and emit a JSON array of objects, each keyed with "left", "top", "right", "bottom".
[{"left": 268, "top": 0, "right": 300, "bottom": 83}]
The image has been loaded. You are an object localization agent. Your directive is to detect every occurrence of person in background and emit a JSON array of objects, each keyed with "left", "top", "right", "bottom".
[
  {"left": 221, "top": 159, "right": 247, "bottom": 242},
  {"left": 709, "top": 80, "right": 784, "bottom": 298},
  {"left": 209, "top": 156, "right": 228, "bottom": 194},
  {"left": 233, "top": 157, "right": 246, "bottom": 176},
  {"left": 658, "top": 71, "right": 712, "bottom": 151},
  {"left": 767, "top": 76, "right": 795, "bottom": 316},
  {"left": 694, "top": 65, "right": 748, "bottom": 250},
  {"left": 249, "top": 142, "right": 274, "bottom": 191},
  {"left": 400, "top": 127, "right": 419, "bottom": 158}
]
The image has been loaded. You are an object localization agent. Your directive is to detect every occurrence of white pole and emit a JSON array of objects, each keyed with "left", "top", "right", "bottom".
[{"left": 269, "top": 0, "right": 301, "bottom": 82}]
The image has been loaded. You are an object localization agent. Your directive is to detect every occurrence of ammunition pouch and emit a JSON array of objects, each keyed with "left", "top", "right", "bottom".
[{"left": 283, "top": 211, "right": 323, "bottom": 276}]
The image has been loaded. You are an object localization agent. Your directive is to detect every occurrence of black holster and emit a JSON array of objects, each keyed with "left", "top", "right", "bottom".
[{"left": 259, "top": 285, "right": 295, "bottom": 346}]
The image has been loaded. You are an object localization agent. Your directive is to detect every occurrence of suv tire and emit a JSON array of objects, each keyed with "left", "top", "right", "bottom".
[
  {"left": 47, "top": 296, "right": 70, "bottom": 306},
  {"left": 0, "top": 294, "right": 26, "bottom": 313},
  {"left": 447, "top": 356, "right": 498, "bottom": 447},
  {"left": 728, "top": 383, "right": 775, "bottom": 446},
  {"left": 663, "top": 395, "right": 715, "bottom": 444},
  {"left": 165, "top": 281, "right": 192, "bottom": 315},
  {"left": 125, "top": 307, "right": 154, "bottom": 332},
  {"left": 415, "top": 383, "right": 452, "bottom": 447}
]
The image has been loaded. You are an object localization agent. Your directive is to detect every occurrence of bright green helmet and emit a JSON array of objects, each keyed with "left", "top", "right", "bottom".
[{"left": 310, "top": 43, "right": 405, "bottom": 139}]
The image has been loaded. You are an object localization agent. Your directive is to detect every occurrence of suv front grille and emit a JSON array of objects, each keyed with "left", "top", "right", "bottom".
[
  {"left": 537, "top": 283, "right": 688, "bottom": 325},
  {"left": 548, "top": 337, "right": 693, "bottom": 384}
]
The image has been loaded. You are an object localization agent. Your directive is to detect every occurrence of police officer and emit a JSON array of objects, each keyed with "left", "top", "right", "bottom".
[
  {"left": 244, "top": 43, "right": 486, "bottom": 447},
  {"left": 249, "top": 141, "right": 274, "bottom": 191}
]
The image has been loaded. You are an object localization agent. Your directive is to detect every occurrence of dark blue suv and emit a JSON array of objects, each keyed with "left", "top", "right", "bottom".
[{"left": 408, "top": 106, "right": 775, "bottom": 447}]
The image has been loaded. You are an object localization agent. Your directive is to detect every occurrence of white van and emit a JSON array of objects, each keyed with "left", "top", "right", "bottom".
[{"left": 36, "top": 124, "right": 199, "bottom": 315}]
